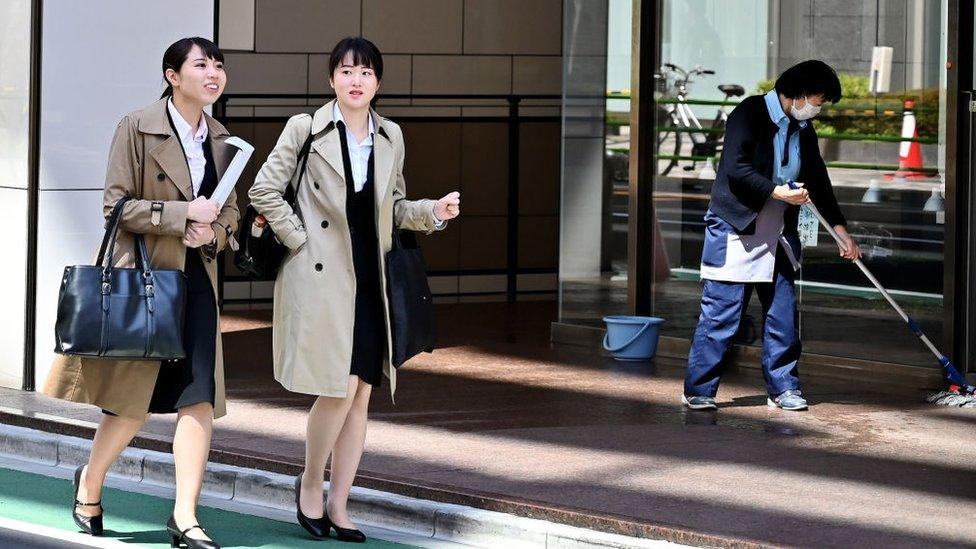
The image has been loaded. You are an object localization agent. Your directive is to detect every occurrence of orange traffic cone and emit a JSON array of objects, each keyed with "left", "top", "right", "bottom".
[{"left": 890, "top": 100, "right": 928, "bottom": 179}]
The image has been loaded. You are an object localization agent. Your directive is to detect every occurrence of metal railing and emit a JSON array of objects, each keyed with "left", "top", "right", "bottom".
[{"left": 214, "top": 93, "right": 561, "bottom": 302}]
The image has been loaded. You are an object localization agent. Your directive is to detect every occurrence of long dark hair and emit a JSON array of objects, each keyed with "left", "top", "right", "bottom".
[{"left": 160, "top": 37, "right": 224, "bottom": 99}]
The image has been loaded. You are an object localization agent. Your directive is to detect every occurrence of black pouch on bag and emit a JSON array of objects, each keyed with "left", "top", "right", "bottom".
[{"left": 234, "top": 132, "right": 314, "bottom": 280}]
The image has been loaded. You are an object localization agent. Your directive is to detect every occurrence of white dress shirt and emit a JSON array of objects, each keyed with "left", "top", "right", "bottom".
[
  {"left": 333, "top": 102, "right": 374, "bottom": 193},
  {"left": 333, "top": 102, "right": 445, "bottom": 227},
  {"left": 167, "top": 98, "right": 209, "bottom": 197}
]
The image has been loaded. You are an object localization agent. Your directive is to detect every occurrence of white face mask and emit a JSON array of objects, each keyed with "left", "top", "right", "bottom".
[{"left": 790, "top": 97, "right": 821, "bottom": 120}]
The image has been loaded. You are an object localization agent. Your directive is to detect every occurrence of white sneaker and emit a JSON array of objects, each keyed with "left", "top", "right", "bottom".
[
  {"left": 682, "top": 395, "right": 718, "bottom": 410},
  {"left": 767, "top": 389, "right": 808, "bottom": 411}
]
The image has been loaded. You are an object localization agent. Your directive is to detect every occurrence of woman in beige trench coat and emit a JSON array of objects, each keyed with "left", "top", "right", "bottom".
[
  {"left": 43, "top": 38, "right": 239, "bottom": 549},
  {"left": 249, "top": 37, "right": 460, "bottom": 542}
]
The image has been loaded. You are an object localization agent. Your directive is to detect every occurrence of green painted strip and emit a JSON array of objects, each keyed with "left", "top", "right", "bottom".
[
  {"left": 607, "top": 95, "right": 940, "bottom": 117},
  {"left": 820, "top": 132, "right": 937, "bottom": 144},
  {"left": 619, "top": 123, "right": 935, "bottom": 144},
  {"left": 650, "top": 154, "right": 938, "bottom": 174},
  {"left": 653, "top": 126, "right": 724, "bottom": 135},
  {"left": 654, "top": 154, "right": 711, "bottom": 161},
  {"left": 611, "top": 122, "right": 936, "bottom": 144},
  {"left": 668, "top": 268, "right": 943, "bottom": 305},
  {"left": 824, "top": 161, "right": 939, "bottom": 173},
  {"left": 656, "top": 98, "right": 739, "bottom": 107},
  {"left": 0, "top": 467, "right": 414, "bottom": 548}
]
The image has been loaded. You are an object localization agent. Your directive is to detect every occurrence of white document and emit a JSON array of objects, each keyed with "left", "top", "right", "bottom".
[{"left": 211, "top": 136, "right": 254, "bottom": 207}]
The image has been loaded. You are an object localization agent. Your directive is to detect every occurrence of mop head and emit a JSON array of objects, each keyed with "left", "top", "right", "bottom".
[
  {"left": 926, "top": 385, "right": 976, "bottom": 408},
  {"left": 926, "top": 359, "right": 976, "bottom": 407}
]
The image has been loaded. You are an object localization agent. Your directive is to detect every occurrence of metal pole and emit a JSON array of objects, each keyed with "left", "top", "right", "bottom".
[
  {"left": 506, "top": 96, "right": 520, "bottom": 302},
  {"left": 627, "top": 0, "right": 659, "bottom": 315},
  {"left": 23, "top": 0, "right": 43, "bottom": 392}
]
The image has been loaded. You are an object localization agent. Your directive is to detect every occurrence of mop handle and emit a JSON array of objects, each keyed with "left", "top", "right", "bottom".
[{"left": 787, "top": 181, "right": 944, "bottom": 360}]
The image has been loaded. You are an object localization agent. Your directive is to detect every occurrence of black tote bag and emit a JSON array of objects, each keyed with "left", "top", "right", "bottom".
[
  {"left": 385, "top": 229, "right": 436, "bottom": 368},
  {"left": 54, "top": 197, "right": 187, "bottom": 360},
  {"left": 234, "top": 132, "right": 314, "bottom": 281}
]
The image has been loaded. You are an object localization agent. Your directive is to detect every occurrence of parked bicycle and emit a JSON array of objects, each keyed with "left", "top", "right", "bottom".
[{"left": 655, "top": 63, "right": 744, "bottom": 175}]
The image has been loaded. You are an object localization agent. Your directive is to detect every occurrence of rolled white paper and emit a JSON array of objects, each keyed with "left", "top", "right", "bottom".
[{"left": 211, "top": 136, "right": 254, "bottom": 207}]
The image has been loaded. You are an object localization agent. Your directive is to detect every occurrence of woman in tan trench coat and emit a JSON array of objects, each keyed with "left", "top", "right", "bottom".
[
  {"left": 43, "top": 38, "right": 239, "bottom": 549},
  {"left": 249, "top": 37, "right": 460, "bottom": 542}
]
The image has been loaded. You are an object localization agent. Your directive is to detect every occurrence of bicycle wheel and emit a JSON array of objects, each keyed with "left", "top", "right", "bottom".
[
  {"left": 658, "top": 110, "right": 681, "bottom": 176},
  {"left": 709, "top": 112, "right": 727, "bottom": 156}
]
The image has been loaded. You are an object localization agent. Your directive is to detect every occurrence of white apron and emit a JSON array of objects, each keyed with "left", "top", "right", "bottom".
[{"left": 699, "top": 199, "right": 801, "bottom": 283}]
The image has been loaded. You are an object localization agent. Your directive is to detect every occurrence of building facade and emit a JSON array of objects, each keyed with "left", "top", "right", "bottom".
[{"left": 2, "top": 0, "right": 974, "bottom": 391}]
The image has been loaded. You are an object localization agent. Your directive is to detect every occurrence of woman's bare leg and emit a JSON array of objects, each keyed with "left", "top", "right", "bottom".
[
  {"left": 171, "top": 402, "right": 214, "bottom": 541},
  {"left": 327, "top": 379, "right": 373, "bottom": 528},
  {"left": 299, "top": 376, "right": 358, "bottom": 519},
  {"left": 76, "top": 413, "right": 145, "bottom": 517}
]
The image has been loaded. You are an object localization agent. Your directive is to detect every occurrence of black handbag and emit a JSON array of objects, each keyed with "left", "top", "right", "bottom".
[
  {"left": 234, "top": 132, "right": 314, "bottom": 280},
  {"left": 54, "top": 197, "right": 187, "bottom": 360},
  {"left": 385, "top": 229, "right": 436, "bottom": 368}
]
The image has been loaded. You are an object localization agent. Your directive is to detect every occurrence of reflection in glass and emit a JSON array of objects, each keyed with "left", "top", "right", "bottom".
[
  {"left": 651, "top": 0, "right": 947, "bottom": 367},
  {"left": 556, "top": 0, "right": 948, "bottom": 370}
]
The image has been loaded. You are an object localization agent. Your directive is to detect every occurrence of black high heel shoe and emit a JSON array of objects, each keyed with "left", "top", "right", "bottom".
[
  {"left": 166, "top": 515, "right": 220, "bottom": 549},
  {"left": 325, "top": 513, "right": 367, "bottom": 543},
  {"left": 72, "top": 465, "right": 103, "bottom": 536},
  {"left": 294, "top": 473, "right": 329, "bottom": 538}
]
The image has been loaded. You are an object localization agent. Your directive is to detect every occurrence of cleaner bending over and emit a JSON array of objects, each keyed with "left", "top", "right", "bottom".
[{"left": 683, "top": 60, "right": 861, "bottom": 411}]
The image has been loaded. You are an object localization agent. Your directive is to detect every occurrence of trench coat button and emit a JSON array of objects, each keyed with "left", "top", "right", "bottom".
[
  {"left": 321, "top": 220, "right": 329, "bottom": 229},
  {"left": 313, "top": 182, "right": 320, "bottom": 189},
  {"left": 314, "top": 263, "right": 323, "bottom": 272},
  {"left": 157, "top": 173, "right": 166, "bottom": 181}
]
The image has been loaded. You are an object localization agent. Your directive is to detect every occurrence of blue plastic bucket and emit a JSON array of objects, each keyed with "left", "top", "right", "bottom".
[{"left": 602, "top": 316, "right": 665, "bottom": 361}]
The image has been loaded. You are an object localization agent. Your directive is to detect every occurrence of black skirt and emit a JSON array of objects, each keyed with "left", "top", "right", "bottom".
[
  {"left": 347, "top": 160, "right": 386, "bottom": 388},
  {"left": 147, "top": 249, "right": 217, "bottom": 412},
  {"left": 349, "top": 278, "right": 386, "bottom": 387}
]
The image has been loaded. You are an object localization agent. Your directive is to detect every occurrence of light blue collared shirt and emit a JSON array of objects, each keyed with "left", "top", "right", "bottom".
[
  {"left": 763, "top": 89, "right": 806, "bottom": 186},
  {"left": 700, "top": 92, "right": 805, "bottom": 282}
]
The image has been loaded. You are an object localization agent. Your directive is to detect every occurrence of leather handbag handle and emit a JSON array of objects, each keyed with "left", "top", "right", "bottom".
[
  {"left": 98, "top": 197, "right": 151, "bottom": 273},
  {"left": 96, "top": 197, "right": 131, "bottom": 268},
  {"left": 97, "top": 198, "right": 154, "bottom": 301}
]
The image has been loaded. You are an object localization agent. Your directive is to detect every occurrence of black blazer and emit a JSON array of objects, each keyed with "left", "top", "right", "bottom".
[{"left": 709, "top": 94, "right": 846, "bottom": 235}]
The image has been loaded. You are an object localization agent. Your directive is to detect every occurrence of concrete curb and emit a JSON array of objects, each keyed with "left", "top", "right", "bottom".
[{"left": 0, "top": 423, "right": 694, "bottom": 549}]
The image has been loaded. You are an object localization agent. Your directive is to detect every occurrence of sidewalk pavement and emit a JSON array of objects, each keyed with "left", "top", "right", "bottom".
[
  {"left": 0, "top": 464, "right": 416, "bottom": 548},
  {"left": 0, "top": 440, "right": 679, "bottom": 548},
  {"left": 4, "top": 302, "right": 975, "bottom": 548}
]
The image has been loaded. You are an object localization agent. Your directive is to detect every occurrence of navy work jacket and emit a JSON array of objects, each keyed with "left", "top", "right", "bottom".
[{"left": 708, "top": 94, "right": 846, "bottom": 235}]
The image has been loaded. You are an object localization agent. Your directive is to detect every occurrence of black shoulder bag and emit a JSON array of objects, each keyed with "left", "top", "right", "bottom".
[
  {"left": 385, "top": 229, "right": 437, "bottom": 367},
  {"left": 234, "top": 131, "right": 314, "bottom": 280},
  {"left": 54, "top": 197, "right": 187, "bottom": 360}
]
